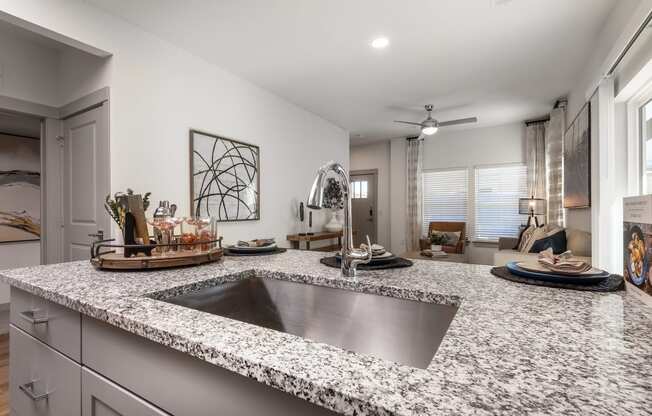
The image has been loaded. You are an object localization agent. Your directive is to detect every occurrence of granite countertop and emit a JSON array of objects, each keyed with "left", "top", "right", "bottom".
[{"left": 1, "top": 250, "right": 651, "bottom": 415}]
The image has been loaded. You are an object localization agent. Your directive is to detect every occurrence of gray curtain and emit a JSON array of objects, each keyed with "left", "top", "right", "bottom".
[
  {"left": 525, "top": 122, "right": 547, "bottom": 199},
  {"left": 406, "top": 137, "right": 423, "bottom": 251},
  {"left": 546, "top": 107, "right": 566, "bottom": 226}
]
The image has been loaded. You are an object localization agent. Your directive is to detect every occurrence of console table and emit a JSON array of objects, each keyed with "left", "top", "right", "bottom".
[{"left": 286, "top": 231, "right": 343, "bottom": 251}]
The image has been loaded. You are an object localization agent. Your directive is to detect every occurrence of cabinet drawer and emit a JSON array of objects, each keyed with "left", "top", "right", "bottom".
[
  {"left": 10, "top": 325, "right": 81, "bottom": 416},
  {"left": 82, "top": 368, "right": 170, "bottom": 416},
  {"left": 10, "top": 287, "right": 81, "bottom": 361}
]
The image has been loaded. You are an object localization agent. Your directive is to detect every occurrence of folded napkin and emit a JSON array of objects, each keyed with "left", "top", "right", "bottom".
[
  {"left": 537, "top": 248, "right": 592, "bottom": 274},
  {"left": 360, "top": 243, "right": 386, "bottom": 255},
  {"left": 237, "top": 238, "right": 275, "bottom": 247}
]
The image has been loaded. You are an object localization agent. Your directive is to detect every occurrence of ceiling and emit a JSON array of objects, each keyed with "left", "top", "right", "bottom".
[{"left": 86, "top": 0, "right": 617, "bottom": 144}]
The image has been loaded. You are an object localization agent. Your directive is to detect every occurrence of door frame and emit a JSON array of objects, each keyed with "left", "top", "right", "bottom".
[
  {"left": 350, "top": 169, "right": 379, "bottom": 245},
  {"left": 0, "top": 88, "right": 110, "bottom": 265}
]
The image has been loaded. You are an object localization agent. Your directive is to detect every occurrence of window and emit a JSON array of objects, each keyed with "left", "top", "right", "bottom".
[
  {"left": 474, "top": 164, "right": 527, "bottom": 241},
  {"left": 422, "top": 169, "right": 468, "bottom": 235},
  {"left": 351, "top": 180, "right": 367, "bottom": 199},
  {"left": 642, "top": 99, "right": 652, "bottom": 193}
]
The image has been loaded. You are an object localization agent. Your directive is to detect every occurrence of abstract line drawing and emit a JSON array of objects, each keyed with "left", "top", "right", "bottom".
[
  {"left": 190, "top": 130, "right": 260, "bottom": 221},
  {"left": 0, "top": 134, "right": 41, "bottom": 243}
]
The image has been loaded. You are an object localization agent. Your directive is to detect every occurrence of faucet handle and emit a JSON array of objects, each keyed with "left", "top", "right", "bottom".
[
  {"left": 364, "top": 235, "right": 372, "bottom": 250},
  {"left": 362, "top": 235, "right": 373, "bottom": 263}
]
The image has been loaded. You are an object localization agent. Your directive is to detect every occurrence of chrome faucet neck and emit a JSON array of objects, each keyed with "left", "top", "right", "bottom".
[{"left": 307, "top": 162, "right": 372, "bottom": 277}]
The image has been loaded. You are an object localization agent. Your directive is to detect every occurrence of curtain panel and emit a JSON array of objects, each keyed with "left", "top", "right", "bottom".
[
  {"left": 525, "top": 122, "right": 547, "bottom": 199},
  {"left": 546, "top": 107, "right": 566, "bottom": 226},
  {"left": 406, "top": 138, "right": 424, "bottom": 251}
]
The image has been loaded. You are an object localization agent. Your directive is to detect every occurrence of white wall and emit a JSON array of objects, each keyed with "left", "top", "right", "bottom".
[
  {"left": 0, "top": 23, "right": 59, "bottom": 106},
  {"left": 0, "top": 0, "right": 349, "bottom": 252},
  {"left": 350, "top": 141, "right": 390, "bottom": 247},
  {"left": 565, "top": 0, "right": 652, "bottom": 272},
  {"left": 565, "top": 0, "right": 649, "bottom": 234},
  {"left": 383, "top": 122, "right": 525, "bottom": 264}
]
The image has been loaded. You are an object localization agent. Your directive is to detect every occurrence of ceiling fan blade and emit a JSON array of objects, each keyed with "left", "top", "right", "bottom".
[
  {"left": 394, "top": 120, "right": 423, "bottom": 127},
  {"left": 438, "top": 117, "right": 478, "bottom": 127}
]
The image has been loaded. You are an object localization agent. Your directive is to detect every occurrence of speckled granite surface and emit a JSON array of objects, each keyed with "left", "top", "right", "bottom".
[{"left": 1, "top": 250, "right": 651, "bottom": 415}]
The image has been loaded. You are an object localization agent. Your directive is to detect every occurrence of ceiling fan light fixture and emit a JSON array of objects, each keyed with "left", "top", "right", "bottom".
[
  {"left": 371, "top": 37, "right": 389, "bottom": 49},
  {"left": 421, "top": 126, "right": 438, "bottom": 135}
]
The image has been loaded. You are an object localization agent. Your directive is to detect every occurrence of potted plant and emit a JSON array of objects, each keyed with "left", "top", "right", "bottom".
[
  {"left": 430, "top": 232, "right": 449, "bottom": 252},
  {"left": 322, "top": 178, "right": 344, "bottom": 232}
]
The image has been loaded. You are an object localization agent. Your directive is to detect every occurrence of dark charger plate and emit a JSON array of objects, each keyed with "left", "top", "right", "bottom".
[
  {"left": 506, "top": 261, "right": 609, "bottom": 285},
  {"left": 224, "top": 247, "right": 287, "bottom": 256},
  {"left": 321, "top": 256, "right": 413, "bottom": 270}
]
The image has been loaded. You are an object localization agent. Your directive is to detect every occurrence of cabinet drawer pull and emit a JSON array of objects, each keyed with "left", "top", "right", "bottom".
[
  {"left": 19, "top": 310, "right": 49, "bottom": 325},
  {"left": 19, "top": 381, "right": 50, "bottom": 401}
]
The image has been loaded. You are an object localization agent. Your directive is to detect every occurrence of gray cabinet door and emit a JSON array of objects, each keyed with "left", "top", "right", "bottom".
[
  {"left": 10, "top": 325, "right": 81, "bottom": 416},
  {"left": 82, "top": 368, "right": 170, "bottom": 416}
]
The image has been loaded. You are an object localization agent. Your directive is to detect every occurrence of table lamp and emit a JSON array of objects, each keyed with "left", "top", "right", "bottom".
[{"left": 519, "top": 196, "right": 546, "bottom": 227}]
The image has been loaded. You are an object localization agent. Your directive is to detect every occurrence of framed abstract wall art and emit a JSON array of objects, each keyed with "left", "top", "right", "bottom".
[
  {"left": 190, "top": 129, "right": 260, "bottom": 221},
  {"left": 0, "top": 133, "right": 40, "bottom": 243},
  {"left": 564, "top": 102, "right": 591, "bottom": 208}
]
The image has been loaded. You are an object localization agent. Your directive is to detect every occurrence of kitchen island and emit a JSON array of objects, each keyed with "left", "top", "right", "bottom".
[{"left": 1, "top": 250, "right": 650, "bottom": 415}]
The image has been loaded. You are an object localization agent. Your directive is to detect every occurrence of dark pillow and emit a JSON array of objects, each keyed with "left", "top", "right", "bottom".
[{"left": 528, "top": 229, "right": 567, "bottom": 254}]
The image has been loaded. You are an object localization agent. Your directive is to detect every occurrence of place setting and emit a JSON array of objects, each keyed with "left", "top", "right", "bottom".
[
  {"left": 320, "top": 243, "right": 413, "bottom": 270},
  {"left": 491, "top": 248, "right": 624, "bottom": 292},
  {"left": 223, "top": 238, "right": 287, "bottom": 256}
]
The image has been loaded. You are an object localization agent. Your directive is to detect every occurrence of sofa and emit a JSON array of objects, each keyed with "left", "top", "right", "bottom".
[{"left": 493, "top": 227, "right": 592, "bottom": 266}]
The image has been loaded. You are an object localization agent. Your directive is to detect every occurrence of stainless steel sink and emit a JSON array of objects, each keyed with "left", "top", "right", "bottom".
[{"left": 163, "top": 277, "right": 457, "bottom": 369}]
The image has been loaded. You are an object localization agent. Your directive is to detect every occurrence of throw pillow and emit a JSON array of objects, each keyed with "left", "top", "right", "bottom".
[
  {"left": 515, "top": 225, "right": 534, "bottom": 251},
  {"left": 521, "top": 226, "right": 547, "bottom": 253},
  {"left": 517, "top": 225, "right": 537, "bottom": 252},
  {"left": 528, "top": 229, "right": 567, "bottom": 254},
  {"left": 431, "top": 230, "right": 461, "bottom": 246}
]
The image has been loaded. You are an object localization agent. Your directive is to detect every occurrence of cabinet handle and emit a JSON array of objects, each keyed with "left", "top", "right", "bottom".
[
  {"left": 19, "top": 310, "right": 49, "bottom": 325},
  {"left": 19, "top": 381, "right": 49, "bottom": 401}
]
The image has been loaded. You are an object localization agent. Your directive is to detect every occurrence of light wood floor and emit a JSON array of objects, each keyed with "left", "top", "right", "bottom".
[{"left": 0, "top": 333, "right": 8, "bottom": 416}]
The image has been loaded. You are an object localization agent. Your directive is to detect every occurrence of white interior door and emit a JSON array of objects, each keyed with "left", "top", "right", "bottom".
[
  {"left": 63, "top": 104, "right": 110, "bottom": 261},
  {"left": 350, "top": 172, "right": 377, "bottom": 246}
]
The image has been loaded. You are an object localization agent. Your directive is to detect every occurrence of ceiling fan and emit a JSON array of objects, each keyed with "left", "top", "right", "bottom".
[{"left": 394, "top": 104, "right": 478, "bottom": 136}]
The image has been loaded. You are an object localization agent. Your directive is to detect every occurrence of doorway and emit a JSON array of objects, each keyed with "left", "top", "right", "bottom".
[{"left": 350, "top": 170, "right": 378, "bottom": 246}]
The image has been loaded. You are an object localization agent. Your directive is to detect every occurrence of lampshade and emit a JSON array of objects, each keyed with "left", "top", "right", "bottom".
[{"left": 519, "top": 197, "right": 546, "bottom": 216}]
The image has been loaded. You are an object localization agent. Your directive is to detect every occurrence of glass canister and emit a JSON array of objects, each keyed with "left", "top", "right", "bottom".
[{"left": 184, "top": 217, "right": 216, "bottom": 252}]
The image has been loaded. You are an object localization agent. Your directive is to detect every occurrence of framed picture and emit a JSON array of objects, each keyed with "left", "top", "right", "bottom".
[
  {"left": 190, "top": 129, "right": 260, "bottom": 221},
  {"left": 564, "top": 102, "right": 591, "bottom": 208},
  {"left": 0, "top": 133, "right": 41, "bottom": 243}
]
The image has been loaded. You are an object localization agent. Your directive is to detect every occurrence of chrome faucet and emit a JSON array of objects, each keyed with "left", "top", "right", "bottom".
[{"left": 307, "top": 161, "right": 372, "bottom": 277}]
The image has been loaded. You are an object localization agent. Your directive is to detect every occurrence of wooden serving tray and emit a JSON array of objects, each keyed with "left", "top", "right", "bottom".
[{"left": 91, "top": 248, "right": 223, "bottom": 270}]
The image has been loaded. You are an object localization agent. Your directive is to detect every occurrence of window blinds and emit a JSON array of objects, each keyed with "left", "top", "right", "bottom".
[
  {"left": 422, "top": 169, "right": 468, "bottom": 235},
  {"left": 474, "top": 165, "right": 527, "bottom": 241}
]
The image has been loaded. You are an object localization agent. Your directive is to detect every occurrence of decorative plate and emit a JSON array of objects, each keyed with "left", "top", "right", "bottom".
[
  {"left": 227, "top": 243, "right": 277, "bottom": 253},
  {"left": 506, "top": 262, "right": 609, "bottom": 285}
]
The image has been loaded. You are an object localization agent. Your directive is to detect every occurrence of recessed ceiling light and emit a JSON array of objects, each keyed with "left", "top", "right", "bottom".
[{"left": 371, "top": 37, "right": 389, "bottom": 49}]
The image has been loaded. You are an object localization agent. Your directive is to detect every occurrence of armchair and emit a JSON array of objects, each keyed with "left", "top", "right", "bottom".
[{"left": 419, "top": 221, "right": 466, "bottom": 254}]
